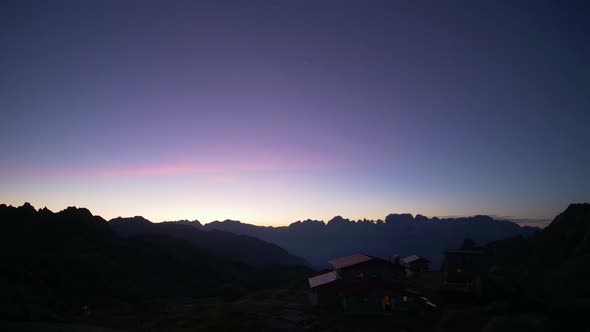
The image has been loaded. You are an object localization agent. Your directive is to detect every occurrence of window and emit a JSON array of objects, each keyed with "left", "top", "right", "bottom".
[{"left": 457, "top": 268, "right": 463, "bottom": 273}]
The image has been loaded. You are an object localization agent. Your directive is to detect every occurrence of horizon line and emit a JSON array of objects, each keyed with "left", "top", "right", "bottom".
[{"left": 2, "top": 201, "right": 553, "bottom": 229}]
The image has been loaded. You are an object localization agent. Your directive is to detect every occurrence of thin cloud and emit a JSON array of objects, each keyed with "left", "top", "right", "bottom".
[{"left": 0, "top": 156, "right": 356, "bottom": 179}]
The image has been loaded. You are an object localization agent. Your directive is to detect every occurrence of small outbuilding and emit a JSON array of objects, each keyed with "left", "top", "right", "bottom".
[
  {"left": 308, "top": 271, "right": 340, "bottom": 306},
  {"left": 402, "top": 255, "right": 430, "bottom": 277}
]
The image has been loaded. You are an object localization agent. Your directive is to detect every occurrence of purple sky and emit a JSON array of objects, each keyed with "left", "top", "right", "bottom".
[{"left": 1, "top": 1, "right": 588, "bottom": 226}]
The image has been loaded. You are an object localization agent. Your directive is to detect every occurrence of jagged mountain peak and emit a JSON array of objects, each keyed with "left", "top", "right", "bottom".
[
  {"left": 385, "top": 213, "right": 415, "bottom": 223},
  {"left": 18, "top": 202, "right": 37, "bottom": 214},
  {"left": 327, "top": 215, "right": 352, "bottom": 226},
  {"left": 59, "top": 206, "right": 94, "bottom": 218},
  {"left": 109, "top": 216, "right": 153, "bottom": 226},
  {"left": 288, "top": 219, "right": 326, "bottom": 228},
  {"left": 162, "top": 219, "right": 203, "bottom": 227}
]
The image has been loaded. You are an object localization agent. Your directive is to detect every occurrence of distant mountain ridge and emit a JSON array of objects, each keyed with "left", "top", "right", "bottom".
[
  {"left": 0, "top": 201, "right": 537, "bottom": 270},
  {"left": 108, "top": 216, "right": 306, "bottom": 267},
  {"left": 161, "top": 219, "right": 203, "bottom": 228},
  {"left": 203, "top": 213, "right": 537, "bottom": 268}
]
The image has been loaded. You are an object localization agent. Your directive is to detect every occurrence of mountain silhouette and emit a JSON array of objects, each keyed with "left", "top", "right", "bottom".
[
  {"left": 204, "top": 213, "right": 536, "bottom": 268},
  {"left": 483, "top": 204, "right": 590, "bottom": 329},
  {"left": 487, "top": 204, "right": 590, "bottom": 292},
  {"left": 0, "top": 203, "right": 310, "bottom": 322},
  {"left": 161, "top": 219, "right": 203, "bottom": 228},
  {"left": 108, "top": 217, "right": 307, "bottom": 267}
]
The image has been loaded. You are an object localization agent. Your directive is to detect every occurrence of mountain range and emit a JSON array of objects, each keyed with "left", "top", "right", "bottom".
[
  {"left": 108, "top": 216, "right": 306, "bottom": 266},
  {"left": 199, "top": 214, "right": 537, "bottom": 268},
  {"left": 0, "top": 203, "right": 310, "bottom": 322}
]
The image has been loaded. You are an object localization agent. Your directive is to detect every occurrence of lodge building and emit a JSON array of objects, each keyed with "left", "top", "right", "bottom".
[{"left": 308, "top": 253, "right": 422, "bottom": 314}]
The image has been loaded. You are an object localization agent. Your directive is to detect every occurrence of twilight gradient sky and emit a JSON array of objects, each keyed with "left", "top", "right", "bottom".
[{"left": 1, "top": 1, "right": 589, "bottom": 226}]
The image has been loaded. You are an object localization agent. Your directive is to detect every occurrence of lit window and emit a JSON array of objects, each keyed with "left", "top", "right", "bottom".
[
  {"left": 402, "top": 296, "right": 408, "bottom": 302},
  {"left": 457, "top": 268, "right": 463, "bottom": 273}
]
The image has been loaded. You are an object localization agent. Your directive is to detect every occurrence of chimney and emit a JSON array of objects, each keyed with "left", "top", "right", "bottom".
[{"left": 391, "top": 255, "right": 400, "bottom": 265}]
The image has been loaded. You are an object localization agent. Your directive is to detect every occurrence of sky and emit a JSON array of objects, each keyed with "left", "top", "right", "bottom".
[{"left": 1, "top": 1, "right": 588, "bottom": 226}]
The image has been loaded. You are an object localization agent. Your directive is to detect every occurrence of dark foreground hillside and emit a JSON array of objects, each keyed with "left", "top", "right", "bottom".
[
  {"left": 164, "top": 204, "right": 585, "bottom": 332},
  {"left": 1, "top": 203, "right": 588, "bottom": 331},
  {"left": 0, "top": 203, "right": 311, "bottom": 328},
  {"left": 483, "top": 203, "right": 590, "bottom": 329}
]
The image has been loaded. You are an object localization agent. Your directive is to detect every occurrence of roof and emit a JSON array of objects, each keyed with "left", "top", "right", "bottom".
[
  {"left": 328, "top": 253, "right": 376, "bottom": 270},
  {"left": 402, "top": 255, "right": 430, "bottom": 264},
  {"left": 402, "top": 255, "right": 421, "bottom": 264},
  {"left": 308, "top": 271, "right": 339, "bottom": 288}
]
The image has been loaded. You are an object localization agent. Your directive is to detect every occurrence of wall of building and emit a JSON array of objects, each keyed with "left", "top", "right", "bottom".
[
  {"left": 338, "top": 261, "right": 403, "bottom": 285},
  {"left": 342, "top": 288, "right": 418, "bottom": 315}
]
